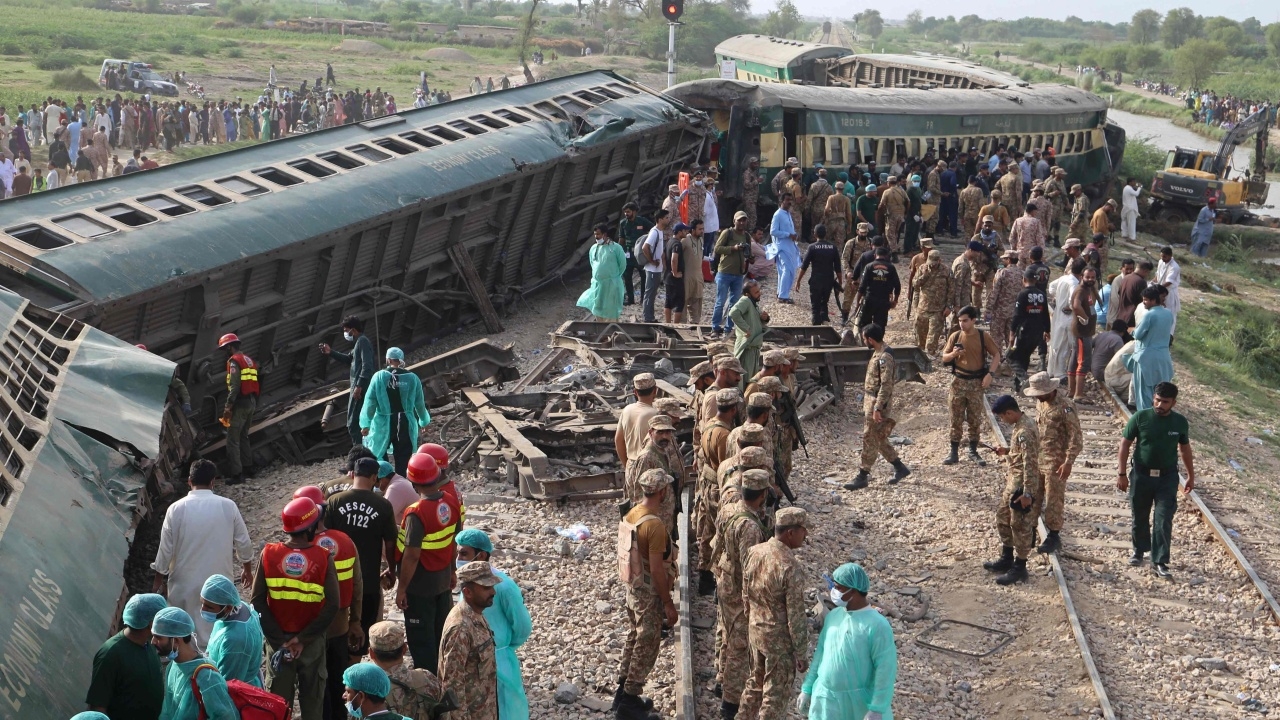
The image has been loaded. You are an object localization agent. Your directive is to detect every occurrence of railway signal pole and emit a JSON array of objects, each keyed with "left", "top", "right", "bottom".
[{"left": 663, "top": 0, "right": 684, "bottom": 89}]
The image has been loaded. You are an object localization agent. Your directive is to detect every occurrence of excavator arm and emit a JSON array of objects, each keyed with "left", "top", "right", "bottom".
[{"left": 1212, "top": 109, "right": 1270, "bottom": 182}]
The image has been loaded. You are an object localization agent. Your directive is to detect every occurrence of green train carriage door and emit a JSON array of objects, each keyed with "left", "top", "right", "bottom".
[{"left": 720, "top": 104, "right": 759, "bottom": 201}]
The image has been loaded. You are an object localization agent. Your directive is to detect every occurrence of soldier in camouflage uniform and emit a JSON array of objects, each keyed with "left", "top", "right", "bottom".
[
  {"left": 780, "top": 348, "right": 802, "bottom": 396},
  {"left": 739, "top": 508, "right": 810, "bottom": 720},
  {"left": 806, "top": 169, "right": 833, "bottom": 231},
  {"left": 744, "top": 350, "right": 785, "bottom": 398},
  {"left": 846, "top": 324, "right": 911, "bottom": 490},
  {"left": 741, "top": 157, "right": 761, "bottom": 231},
  {"left": 616, "top": 469, "right": 676, "bottom": 719},
  {"left": 754, "top": 377, "right": 794, "bottom": 482},
  {"left": 985, "top": 249, "right": 1023, "bottom": 358},
  {"left": 1068, "top": 184, "right": 1090, "bottom": 243},
  {"left": 697, "top": 388, "right": 740, "bottom": 595},
  {"left": 784, "top": 169, "right": 806, "bottom": 241},
  {"left": 625, "top": 415, "right": 680, "bottom": 532},
  {"left": 958, "top": 176, "right": 986, "bottom": 239},
  {"left": 366, "top": 621, "right": 444, "bottom": 720},
  {"left": 770, "top": 158, "right": 796, "bottom": 207},
  {"left": 1027, "top": 183, "right": 1053, "bottom": 232},
  {"left": 823, "top": 181, "right": 852, "bottom": 244},
  {"left": 686, "top": 360, "right": 715, "bottom": 448},
  {"left": 1044, "top": 167, "right": 1069, "bottom": 247},
  {"left": 711, "top": 468, "right": 772, "bottom": 718},
  {"left": 922, "top": 162, "right": 943, "bottom": 236},
  {"left": 996, "top": 161, "right": 1022, "bottom": 220},
  {"left": 439, "top": 561, "right": 500, "bottom": 720},
  {"left": 979, "top": 191, "right": 1012, "bottom": 236},
  {"left": 1024, "top": 372, "right": 1083, "bottom": 555},
  {"left": 878, "top": 176, "right": 909, "bottom": 255},
  {"left": 701, "top": 356, "right": 745, "bottom": 432},
  {"left": 913, "top": 250, "right": 953, "bottom": 354},
  {"left": 984, "top": 395, "right": 1044, "bottom": 585},
  {"left": 840, "top": 223, "right": 872, "bottom": 319},
  {"left": 685, "top": 168, "right": 708, "bottom": 229}
]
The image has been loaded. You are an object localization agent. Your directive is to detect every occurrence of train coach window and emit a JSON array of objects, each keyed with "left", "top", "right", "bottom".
[
  {"left": 425, "top": 125, "right": 466, "bottom": 141},
  {"left": 346, "top": 144, "right": 392, "bottom": 163},
  {"left": 5, "top": 224, "right": 74, "bottom": 249},
  {"left": 52, "top": 214, "right": 116, "bottom": 239},
  {"left": 493, "top": 108, "right": 530, "bottom": 124},
  {"left": 139, "top": 194, "right": 196, "bottom": 217},
  {"left": 448, "top": 121, "right": 486, "bottom": 136},
  {"left": 556, "top": 95, "right": 592, "bottom": 114},
  {"left": 177, "top": 185, "right": 232, "bottom": 207},
  {"left": 252, "top": 167, "right": 304, "bottom": 187},
  {"left": 470, "top": 114, "right": 508, "bottom": 130},
  {"left": 97, "top": 204, "right": 156, "bottom": 227},
  {"left": 533, "top": 101, "right": 567, "bottom": 121},
  {"left": 591, "top": 86, "right": 623, "bottom": 99},
  {"left": 573, "top": 89, "right": 608, "bottom": 104},
  {"left": 287, "top": 159, "right": 336, "bottom": 179},
  {"left": 401, "top": 131, "right": 443, "bottom": 148},
  {"left": 317, "top": 151, "right": 364, "bottom": 170},
  {"left": 810, "top": 137, "right": 826, "bottom": 164},
  {"left": 830, "top": 138, "right": 843, "bottom": 168},
  {"left": 372, "top": 137, "right": 417, "bottom": 155},
  {"left": 215, "top": 177, "right": 268, "bottom": 197},
  {"left": 604, "top": 83, "right": 639, "bottom": 96}
]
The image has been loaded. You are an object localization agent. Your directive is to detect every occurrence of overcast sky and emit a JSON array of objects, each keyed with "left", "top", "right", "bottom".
[{"left": 792, "top": 1, "right": 1280, "bottom": 25}]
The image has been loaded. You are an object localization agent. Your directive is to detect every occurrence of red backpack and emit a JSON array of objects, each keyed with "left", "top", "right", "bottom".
[{"left": 190, "top": 663, "right": 290, "bottom": 720}]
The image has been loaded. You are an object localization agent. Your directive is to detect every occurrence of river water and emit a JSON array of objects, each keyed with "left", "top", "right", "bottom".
[{"left": 1107, "top": 107, "right": 1278, "bottom": 211}]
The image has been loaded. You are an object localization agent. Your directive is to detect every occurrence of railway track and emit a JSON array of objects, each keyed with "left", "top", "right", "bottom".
[
  {"left": 813, "top": 20, "right": 854, "bottom": 49},
  {"left": 982, "top": 375, "right": 1280, "bottom": 718}
]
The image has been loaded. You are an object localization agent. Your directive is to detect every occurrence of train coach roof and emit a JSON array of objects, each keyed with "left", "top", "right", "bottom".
[
  {"left": 666, "top": 78, "right": 1107, "bottom": 116},
  {"left": 842, "top": 53, "right": 1029, "bottom": 87},
  {"left": 714, "top": 34, "right": 852, "bottom": 67},
  {"left": 0, "top": 71, "right": 701, "bottom": 304}
]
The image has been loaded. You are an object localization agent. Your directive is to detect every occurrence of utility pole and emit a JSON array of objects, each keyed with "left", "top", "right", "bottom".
[{"left": 667, "top": 22, "right": 677, "bottom": 89}]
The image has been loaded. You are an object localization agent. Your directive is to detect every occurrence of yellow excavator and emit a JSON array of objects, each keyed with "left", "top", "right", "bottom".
[{"left": 1148, "top": 108, "right": 1270, "bottom": 223}]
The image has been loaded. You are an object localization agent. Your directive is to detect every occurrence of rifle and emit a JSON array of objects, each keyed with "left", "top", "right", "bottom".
[
  {"left": 779, "top": 390, "right": 809, "bottom": 460},
  {"left": 841, "top": 293, "right": 864, "bottom": 329},
  {"left": 906, "top": 274, "right": 915, "bottom": 320},
  {"left": 773, "top": 455, "right": 797, "bottom": 504}
]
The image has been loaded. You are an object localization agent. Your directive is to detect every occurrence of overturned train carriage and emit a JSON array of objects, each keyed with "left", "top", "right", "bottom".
[
  {"left": 0, "top": 288, "right": 191, "bottom": 719},
  {"left": 0, "top": 71, "right": 708, "bottom": 427}
]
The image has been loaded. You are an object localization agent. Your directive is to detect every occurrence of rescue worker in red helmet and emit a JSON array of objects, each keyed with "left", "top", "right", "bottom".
[
  {"left": 394, "top": 452, "right": 462, "bottom": 673},
  {"left": 251, "top": 497, "right": 340, "bottom": 720},
  {"left": 294, "top": 486, "right": 364, "bottom": 720},
  {"left": 219, "top": 333, "right": 260, "bottom": 484},
  {"left": 417, "top": 442, "right": 466, "bottom": 526}
]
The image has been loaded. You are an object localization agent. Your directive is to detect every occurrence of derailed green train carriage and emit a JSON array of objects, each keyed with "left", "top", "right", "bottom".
[
  {"left": 0, "top": 289, "right": 190, "bottom": 719},
  {"left": 0, "top": 71, "right": 707, "bottom": 425},
  {"left": 667, "top": 78, "right": 1125, "bottom": 209}
]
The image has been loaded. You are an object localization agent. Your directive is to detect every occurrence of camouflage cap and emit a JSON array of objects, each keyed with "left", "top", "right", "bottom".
[
  {"left": 715, "top": 356, "right": 744, "bottom": 373},
  {"left": 456, "top": 560, "right": 502, "bottom": 587},
  {"left": 648, "top": 414, "right": 675, "bottom": 431},
  {"left": 756, "top": 376, "right": 785, "bottom": 393},
  {"left": 368, "top": 621, "right": 407, "bottom": 652},
  {"left": 1070, "top": 183, "right": 1083, "bottom": 192},
  {"left": 762, "top": 349, "right": 786, "bottom": 367},
  {"left": 633, "top": 373, "right": 656, "bottom": 390},
  {"left": 919, "top": 237, "right": 934, "bottom": 247},
  {"left": 687, "top": 360, "right": 713, "bottom": 385},
  {"left": 748, "top": 392, "right": 774, "bottom": 409},
  {"left": 741, "top": 468, "right": 772, "bottom": 491},
  {"left": 782, "top": 347, "right": 805, "bottom": 362},
  {"left": 739, "top": 423, "right": 766, "bottom": 444},
  {"left": 738, "top": 445, "right": 770, "bottom": 467},
  {"left": 654, "top": 398, "right": 683, "bottom": 415},
  {"left": 638, "top": 468, "right": 670, "bottom": 493},
  {"left": 715, "top": 388, "right": 741, "bottom": 405},
  {"left": 928, "top": 249, "right": 941, "bottom": 261},
  {"left": 857, "top": 222, "right": 872, "bottom": 233},
  {"left": 775, "top": 507, "right": 808, "bottom": 529}
]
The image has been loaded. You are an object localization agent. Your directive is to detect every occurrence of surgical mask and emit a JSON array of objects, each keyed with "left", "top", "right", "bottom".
[
  {"left": 829, "top": 588, "right": 848, "bottom": 608},
  {"left": 457, "top": 558, "right": 470, "bottom": 570},
  {"left": 595, "top": 236, "right": 607, "bottom": 245},
  {"left": 200, "top": 610, "right": 220, "bottom": 624},
  {"left": 345, "top": 700, "right": 363, "bottom": 719},
  {"left": 694, "top": 180, "right": 704, "bottom": 187},
  {"left": 156, "top": 640, "right": 178, "bottom": 661},
  {"left": 343, "top": 331, "right": 354, "bottom": 342}
]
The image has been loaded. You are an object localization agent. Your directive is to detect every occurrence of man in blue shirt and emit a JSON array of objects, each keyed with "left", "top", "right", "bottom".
[
  {"left": 769, "top": 195, "right": 801, "bottom": 304},
  {"left": 940, "top": 162, "right": 959, "bottom": 238},
  {"left": 321, "top": 315, "right": 377, "bottom": 448}
]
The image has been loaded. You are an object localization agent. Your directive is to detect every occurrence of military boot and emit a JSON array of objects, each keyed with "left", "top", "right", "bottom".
[
  {"left": 968, "top": 441, "right": 987, "bottom": 467},
  {"left": 1037, "top": 530, "right": 1061, "bottom": 554},
  {"left": 720, "top": 701, "right": 740, "bottom": 720},
  {"left": 890, "top": 460, "right": 912, "bottom": 483},
  {"left": 943, "top": 442, "right": 960, "bottom": 466},
  {"left": 995, "top": 558, "right": 1029, "bottom": 585},
  {"left": 983, "top": 545, "right": 1014, "bottom": 572},
  {"left": 698, "top": 569, "right": 716, "bottom": 596},
  {"left": 616, "top": 692, "right": 660, "bottom": 720},
  {"left": 843, "top": 469, "right": 870, "bottom": 490},
  {"left": 613, "top": 681, "right": 654, "bottom": 712}
]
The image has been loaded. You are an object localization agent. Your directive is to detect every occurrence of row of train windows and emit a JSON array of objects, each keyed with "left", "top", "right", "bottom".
[
  {"left": 2, "top": 83, "right": 641, "bottom": 251},
  {"left": 806, "top": 130, "right": 1095, "bottom": 168}
]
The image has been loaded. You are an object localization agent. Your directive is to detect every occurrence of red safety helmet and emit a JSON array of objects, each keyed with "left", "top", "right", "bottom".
[
  {"left": 405, "top": 452, "right": 441, "bottom": 485},
  {"left": 135, "top": 343, "right": 148, "bottom": 351},
  {"left": 416, "top": 443, "right": 449, "bottom": 470},
  {"left": 281, "top": 497, "right": 321, "bottom": 533},
  {"left": 293, "top": 486, "right": 326, "bottom": 506},
  {"left": 218, "top": 333, "right": 241, "bottom": 348}
]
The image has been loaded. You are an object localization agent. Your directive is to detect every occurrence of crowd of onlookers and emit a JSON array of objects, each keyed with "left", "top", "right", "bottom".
[
  {"left": 1133, "top": 77, "right": 1180, "bottom": 96},
  {"left": 1178, "top": 90, "right": 1276, "bottom": 129}
]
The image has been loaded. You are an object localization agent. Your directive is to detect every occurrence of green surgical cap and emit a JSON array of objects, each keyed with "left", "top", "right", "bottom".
[
  {"left": 343, "top": 662, "right": 391, "bottom": 697},
  {"left": 455, "top": 528, "right": 493, "bottom": 554},
  {"left": 151, "top": 606, "right": 195, "bottom": 638},
  {"left": 378, "top": 460, "right": 395, "bottom": 478},
  {"left": 200, "top": 574, "right": 241, "bottom": 607},
  {"left": 833, "top": 562, "right": 870, "bottom": 594},
  {"left": 72, "top": 713, "right": 111, "bottom": 720},
  {"left": 122, "top": 593, "right": 168, "bottom": 630}
]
